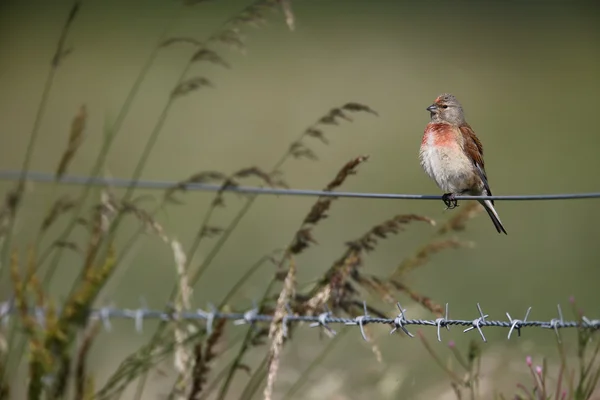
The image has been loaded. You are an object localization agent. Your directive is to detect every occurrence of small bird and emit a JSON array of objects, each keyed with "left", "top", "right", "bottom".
[{"left": 419, "top": 93, "right": 507, "bottom": 234}]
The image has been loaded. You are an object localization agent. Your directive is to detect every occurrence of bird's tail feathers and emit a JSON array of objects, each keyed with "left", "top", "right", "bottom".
[{"left": 478, "top": 199, "right": 507, "bottom": 234}]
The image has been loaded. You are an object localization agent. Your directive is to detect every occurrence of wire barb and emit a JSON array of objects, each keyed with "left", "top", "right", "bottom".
[
  {"left": 196, "top": 303, "right": 216, "bottom": 334},
  {"left": 2, "top": 300, "right": 599, "bottom": 342},
  {"left": 583, "top": 316, "right": 600, "bottom": 329},
  {"left": 282, "top": 304, "right": 293, "bottom": 338},
  {"left": 463, "top": 303, "right": 488, "bottom": 342},
  {"left": 543, "top": 304, "right": 565, "bottom": 343},
  {"left": 345, "top": 301, "right": 370, "bottom": 341},
  {"left": 99, "top": 307, "right": 113, "bottom": 332},
  {"left": 309, "top": 306, "right": 337, "bottom": 336},
  {"left": 435, "top": 303, "right": 451, "bottom": 342},
  {"left": 390, "top": 302, "right": 414, "bottom": 338},
  {"left": 234, "top": 302, "right": 259, "bottom": 326},
  {"left": 506, "top": 307, "right": 532, "bottom": 340}
]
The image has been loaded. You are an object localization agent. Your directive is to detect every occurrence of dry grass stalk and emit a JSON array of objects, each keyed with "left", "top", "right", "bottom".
[
  {"left": 211, "top": 29, "right": 246, "bottom": 53},
  {"left": 264, "top": 156, "right": 369, "bottom": 398},
  {"left": 161, "top": 37, "right": 203, "bottom": 47},
  {"left": 56, "top": 105, "right": 87, "bottom": 180},
  {"left": 159, "top": 112, "right": 378, "bottom": 397},
  {"left": 212, "top": 166, "right": 283, "bottom": 208},
  {"left": 290, "top": 206, "right": 480, "bottom": 380},
  {"left": 39, "top": 244, "right": 117, "bottom": 397},
  {"left": 171, "top": 77, "right": 213, "bottom": 98},
  {"left": 392, "top": 238, "right": 474, "bottom": 279},
  {"left": 41, "top": 195, "right": 77, "bottom": 232},
  {"left": 96, "top": 188, "right": 168, "bottom": 242},
  {"left": 200, "top": 226, "right": 224, "bottom": 239},
  {"left": 288, "top": 103, "right": 378, "bottom": 161},
  {"left": 9, "top": 248, "right": 56, "bottom": 399},
  {"left": 99, "top": 189, "right": 117, "bottom": 234},
  {"left": 138, "top": 104, "right": 375, "bottom": 400},
  {"left": 350, "top": 202, "right": 481, "bottom": 318},
  {"left": 435, "top": 201, "right": 483, "bottom": 235},
  {"left": 74, "top": 320, "right": 100, "bottom": 400},
  {"left": 341, "top": 103, "right": 379, "bottom": 115},
  {"left": 181, "top": 101, "right": 376, "bottom": 294},
  {"left": 389, "top": 280, "right": 444, "bottom": 315},
  {"left": 0, "top": 185, "right": 23, "bottom": 241},
  {"left": 9, "top": 249, "right": 45, "bottom": 353},
  {"left": 362, "top": 325, "right": 383, "bottom": 363},
  {"left": 349, "top": 214, "right": 436, "bottom": 251},
  {"left": 173, "top": 239, "right": 192, "bottom": 311},
  {"left": 166, "top": 0, "right": 294, "bottom": 96},
  {"left": 280, "top": 0, "right": 295, "bottom": 31},
  {"left": 121, "top": 200, "right": 168, "bottom": 243},
  {"left": 232, "top": 167, "right": 278, "bottom": 187},
  {"left": 82, "top": 190, "right": 115, "bottom": 276},
  {"left": 288, "top": 141, "right": 317, "bottom": 160},
  {"left": 305, "top": 214, "right": 435, "bottom": 312},
  {"left": 265, "top": 257, "right": 296, "bottom": 400},
  {"left": 50, "top": 1, "right": 80, "bottom": 67},
  {"left": 351, "top": 274, "right": 397, "bottom": 305},
  {"left": 172, "top": 239, "right": 193, "bottom": 398},
  {"left": 207, "top": 1, "right": 279, "bottom": 49},
  {"left": 289, "top": 155, "right": 369, "bottom": 254},
  {"left": 165, "top": 171, "right": 229, "bottom": 203},
  {"left": 25, "top": 251, "right": 45, "bottom": 309},
  {"left": 52, "top": 240, "right": 81, "bottom": 254},
  {"left": 166, "top": 167, "right": 281, "bottom": 209},
  {"left": 188, "top": 319, "right": 226, "bottom": 400},
  {"left": 352, "top": 272, "right": 445, "bottom": 315},
  {"left": 191, "top": 48, "right": 231, "bottom": 68}
]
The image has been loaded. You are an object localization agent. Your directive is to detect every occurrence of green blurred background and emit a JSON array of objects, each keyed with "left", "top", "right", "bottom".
[{"left": 1, "top": 0, "right": 599, "bottom": 398}]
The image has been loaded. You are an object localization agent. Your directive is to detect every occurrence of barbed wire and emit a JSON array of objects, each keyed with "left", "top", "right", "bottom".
[
  {"left": 1, "top": 170, "right": 600, "bottom": 201},
  {"left": 1, "top": 300, "right": 598, "bottom": 343}
]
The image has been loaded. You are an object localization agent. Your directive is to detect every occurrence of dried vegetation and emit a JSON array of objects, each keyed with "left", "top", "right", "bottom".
[{"left": 0, "top": 2, "right": 597, "bottom": 400}]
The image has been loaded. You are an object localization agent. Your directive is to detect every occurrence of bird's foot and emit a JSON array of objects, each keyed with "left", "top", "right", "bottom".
[{"left": 442, "top": 193, "right": 459, "bottom": 210}]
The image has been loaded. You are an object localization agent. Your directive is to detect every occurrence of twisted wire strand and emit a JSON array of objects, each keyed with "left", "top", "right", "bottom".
[
  {"left": 1, "top": 301, "right": 597, "bottom": 343},
  {"left": 1, "top": 170, "right": 600, "bottom": 201}
]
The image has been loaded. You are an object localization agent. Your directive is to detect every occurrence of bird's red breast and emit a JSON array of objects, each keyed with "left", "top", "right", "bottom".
[{"left": 421, "top": 123, "right": 459, "bottom": 147}]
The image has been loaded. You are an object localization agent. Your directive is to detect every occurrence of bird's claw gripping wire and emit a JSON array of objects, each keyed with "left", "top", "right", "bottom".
[{"left": 442, "top": 193, "right": 459, "bottom": 209}]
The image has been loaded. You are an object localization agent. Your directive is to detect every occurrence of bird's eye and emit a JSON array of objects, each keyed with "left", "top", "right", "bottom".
[{"left": 441, "top": 105, "right": 448, "bottom": 109}]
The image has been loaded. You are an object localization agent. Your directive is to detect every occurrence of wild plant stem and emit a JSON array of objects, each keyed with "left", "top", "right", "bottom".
[
  {"left": 215, "top": 278, "right": 277, "bottom": 400},
  {"left": 418, "top": 331, "right": 464, "bottom": 386},
  {"left": 219, "top": 253, "right": 275, "bottom": 308},
  {"left": 282, "top": 329, "right": 349, "bottom": 400},
  {"left": 197, "top": 359, "right": 238, "bottom": 400},
  {"left": 556, "top": 337, "right": 574, "bottom": 397},
  {"left": 0, "top": 1, "right": 82, "bottom": 388},
  {"left": 127, "top": 93, "right": 306, "bottom": 400},
  {"left": 188, "top": 128, "right": 304, "bottom": 287},
  {"left": 0, "top": 0, "right": 80, "bottom": 281},
  {"left": 130, "top": 2, "right": 284, "bottom": 395},
  {"left": 239, "top": 356, "right": 269, "bottom": 400},
  {"left": 38, "top": 6, "right": 183, "bottom": 286},
  {"left": 5, "top": 4, "right": 183, "bottom": 383}
]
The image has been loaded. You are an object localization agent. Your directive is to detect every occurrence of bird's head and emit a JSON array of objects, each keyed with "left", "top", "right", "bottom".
[{"left": 427, "top": 93, "right": 465, "bottom": 125}]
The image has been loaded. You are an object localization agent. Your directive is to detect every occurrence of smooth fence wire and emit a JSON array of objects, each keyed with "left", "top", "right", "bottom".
[
  {"left": 2, "top": 170, "right": 600, "bottom": 201},
  {"left": 1, "top": 301, "right": 598, "bottom": 343}
]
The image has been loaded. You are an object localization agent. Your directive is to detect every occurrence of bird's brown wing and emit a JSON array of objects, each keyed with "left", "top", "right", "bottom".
[
  {"left": 459, "top": 123, "right": 485, "bottom": 168},
  {"left": 459, "top": 123, "right": 494, "bottom": 202}
]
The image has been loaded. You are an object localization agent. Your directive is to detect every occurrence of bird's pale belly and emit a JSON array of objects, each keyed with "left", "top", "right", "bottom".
[{"left": 419, "top": 145, "right": 478, "bottom": 194}]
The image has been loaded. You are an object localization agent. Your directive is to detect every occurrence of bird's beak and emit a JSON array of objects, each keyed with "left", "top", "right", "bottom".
[{"left": 426, "top": 104, "right": 438, "bottom": 113}]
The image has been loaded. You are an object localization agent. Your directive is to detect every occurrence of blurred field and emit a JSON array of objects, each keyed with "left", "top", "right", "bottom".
[{"left": 1, "top": 0, "right": 599, "bottom": 399}]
